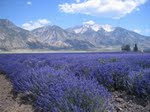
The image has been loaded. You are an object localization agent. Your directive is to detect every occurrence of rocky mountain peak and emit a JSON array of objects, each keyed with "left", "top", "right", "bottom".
[
  {"left": 69, "top": 21, "right": 115, "bottom": 34},
  {"left": 0, "top": 19, "right": 150, "bottom": 51},
  {"left": 0, "top": 19, "right": 15, "bottom": 27}
]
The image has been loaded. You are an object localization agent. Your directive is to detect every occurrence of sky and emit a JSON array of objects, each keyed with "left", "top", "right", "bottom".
[{"left": 0, "top": 0, "right": 150, "bottom": 36}]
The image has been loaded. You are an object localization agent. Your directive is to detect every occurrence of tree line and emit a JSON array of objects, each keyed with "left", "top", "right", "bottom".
[{"left": 121, "top": 44, "right": 138, "bottom": 52}]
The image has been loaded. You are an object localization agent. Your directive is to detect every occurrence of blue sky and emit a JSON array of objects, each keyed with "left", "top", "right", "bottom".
[{"left": 0, "top": 0, "right": 150, "bottom": 36}]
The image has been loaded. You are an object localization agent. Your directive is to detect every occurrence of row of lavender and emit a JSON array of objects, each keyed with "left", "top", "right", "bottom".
[{"left": 0, "top": 53, "right": 150, "bottom": 112}]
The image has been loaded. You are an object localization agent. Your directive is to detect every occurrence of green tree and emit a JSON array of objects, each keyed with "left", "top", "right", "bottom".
[
  {"left": 133, "top": 44, "right": 138, "bottom": 52},
  {"left": 121, "top": 44, "right": 131, "bottom": 52}
]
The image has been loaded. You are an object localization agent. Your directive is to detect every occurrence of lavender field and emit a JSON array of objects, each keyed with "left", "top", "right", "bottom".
[{"left": 0, "top": 53, "right": 150, "bottom": 112}]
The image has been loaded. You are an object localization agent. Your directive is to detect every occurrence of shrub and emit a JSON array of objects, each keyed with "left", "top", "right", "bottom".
[
  {"left": 127, "top": 69, "right": 150, "bottom": 98},
  {"left": 94, "top": 62, "right": 130, "bottom": 91},
  {"left": 31, "top": 68, "right": 111, "bottom": 112}
]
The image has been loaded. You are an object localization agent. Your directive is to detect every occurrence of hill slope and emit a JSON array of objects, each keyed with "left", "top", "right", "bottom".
[
  {"left": 0, "top": 19, "right": 42, "bottom": 51},
  {"left": 0, "top": 19, "right": 150, "bottom": 51}
]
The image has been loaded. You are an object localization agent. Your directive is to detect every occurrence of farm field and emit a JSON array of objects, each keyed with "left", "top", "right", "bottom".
[{"left": 0, "top": 52, "right": 150, "bottom": 112}]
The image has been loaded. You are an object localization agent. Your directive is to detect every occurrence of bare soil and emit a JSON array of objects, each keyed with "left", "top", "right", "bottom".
[
  {"left": 111, "top": 91, "right": 150, "bottom": 112},
  {"left": 0, "top": 74, "right": 33, "bottom": 112}
]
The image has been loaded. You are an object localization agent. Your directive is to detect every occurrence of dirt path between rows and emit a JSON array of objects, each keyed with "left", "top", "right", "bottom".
[
  {"left": 111, "top": 91, "right": 150, "bottom": 112},
  {"left": 0, "top": 74, "right": 33, "bottom": 112}
]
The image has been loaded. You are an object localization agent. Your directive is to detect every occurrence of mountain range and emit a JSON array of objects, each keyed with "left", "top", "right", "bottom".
[{"left": 0, "top": 19, "right": 150, "bottom": 52}]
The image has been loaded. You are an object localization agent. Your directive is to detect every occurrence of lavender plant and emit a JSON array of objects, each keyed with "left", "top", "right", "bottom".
[{"left": 0, "top": 52, "right": 150, "bottom": 111}]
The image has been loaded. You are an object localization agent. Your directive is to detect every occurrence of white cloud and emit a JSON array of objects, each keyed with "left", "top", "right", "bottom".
[
  {"left": 133, "top": 29, "right": 141, "bottom": 34},
  {"left": 27, "top": 1, "right": 32, "bottom": 5},
  {"left": 133, "top": 29, "right": 150, "bottom": 36},
  {"left": 59, "top": 0, "right": 147, "bottom": 19},
  {"left": 76, "top": 0, "right": 80, "bottom": 3},
  {"left": 22, "top": 19, "right": 51, "bottom": 30},
  {"left": 83, "top": 20, "right": 95, "bottom": 25}
]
